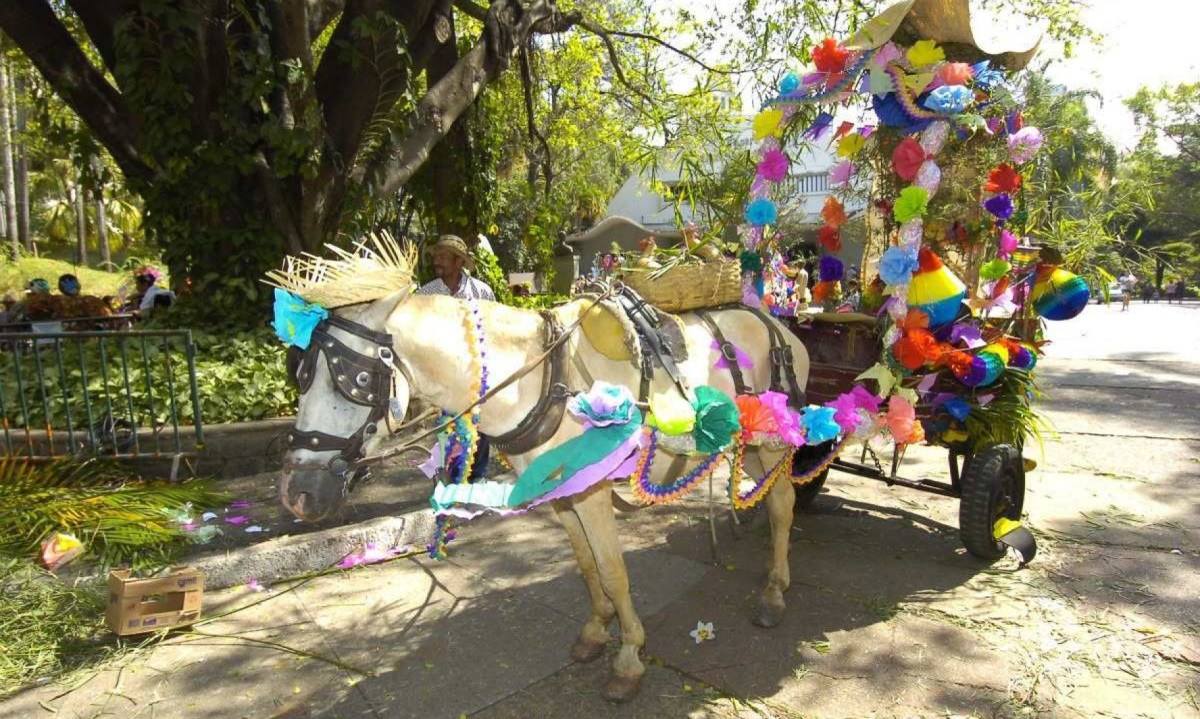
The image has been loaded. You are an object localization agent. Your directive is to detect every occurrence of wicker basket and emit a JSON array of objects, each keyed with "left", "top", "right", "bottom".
[{"left": 621, "top": 259, "right": 742, "bottom": 312}]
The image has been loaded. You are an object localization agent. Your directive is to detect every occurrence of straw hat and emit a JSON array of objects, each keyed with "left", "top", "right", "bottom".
[
  {"left": 845, "top": 0, "right": 1044, "bottom": 70},
  {"left": 424, "top": 235, "right": 475, "bottom": 272},
  {"left": 263, "top": 231, "right": 417, "bottom": 308}
]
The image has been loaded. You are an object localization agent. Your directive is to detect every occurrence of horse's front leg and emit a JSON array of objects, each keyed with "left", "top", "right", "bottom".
[
  {"left": 552, "top": 483, "right": 645, "bottom": 702},
  {"left": 756, "top": 456, "right": 796, "bottom": 628},
  {"left": 553, "top": 495, "right": 616, "bottom": 664}
]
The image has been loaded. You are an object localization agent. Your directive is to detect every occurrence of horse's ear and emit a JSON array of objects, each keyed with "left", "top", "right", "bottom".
[{"left": 353, "top": 289, "right": 409, "bottom": 329}]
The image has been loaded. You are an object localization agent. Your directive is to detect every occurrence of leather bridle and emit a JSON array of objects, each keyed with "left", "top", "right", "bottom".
[{"left": 285, "top": 314, "right": 403, "bottom": 494}]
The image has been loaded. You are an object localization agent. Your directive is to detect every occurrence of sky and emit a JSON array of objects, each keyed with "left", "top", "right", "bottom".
[{"left": 1042, "top": 0, "right": 1198, "bottom": 151}]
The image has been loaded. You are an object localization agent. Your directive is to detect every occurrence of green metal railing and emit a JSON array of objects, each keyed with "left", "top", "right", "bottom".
[{"left": 0, "top": 329, "right": 203, "bottom": 474}]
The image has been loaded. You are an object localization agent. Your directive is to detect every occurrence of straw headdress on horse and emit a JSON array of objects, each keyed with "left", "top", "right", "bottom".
[
  {"left": 263, "top": 231, "right": 417, "bottom": 308},
  {"left": 424, "top": 234, "right": 475, "bottom": 272}
]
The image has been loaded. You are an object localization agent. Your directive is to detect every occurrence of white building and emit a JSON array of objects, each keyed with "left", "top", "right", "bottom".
[{"left": 567, "top": 125, "right": 868, "bottom": 278}]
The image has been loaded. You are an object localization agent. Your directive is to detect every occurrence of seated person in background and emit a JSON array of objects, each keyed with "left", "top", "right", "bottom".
[
  {"left": 837, "top": 280, "right": 862, "bottom": 313},
  {"left": 58, "top": 274, "right": 81, "bottom": 297},
  {"left": 126, "top": 268, "right": 176, "bottom": 317},
  {"left": 0, "top": 291, "right": 22, "bottom": 325}
]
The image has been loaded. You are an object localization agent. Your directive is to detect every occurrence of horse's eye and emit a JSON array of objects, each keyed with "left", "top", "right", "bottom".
[{"left": 355, "top": 371, "right": 371, "bottom": 387}]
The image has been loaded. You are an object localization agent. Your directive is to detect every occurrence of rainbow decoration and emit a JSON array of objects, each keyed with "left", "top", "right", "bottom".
[
  {"left": 1031, "top": 266, "right": 1090, "bottom": 321},
  {"left": 959, "top": 343, "right": 1009, "bottom": 387},
  {"left": 907, "top": 248, "right": 966, "bottom": 328},
  {"left": 1008, "top": 343, "right": 1038, "bottom": 371}
]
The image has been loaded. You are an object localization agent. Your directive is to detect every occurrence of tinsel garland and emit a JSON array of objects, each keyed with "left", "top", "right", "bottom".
[
  {"left": 729, "top": 439, "right": 796, "bottom": 510},
  {"left": 769, "top": 49, "right": 877, "bottom": 107},
  {"left": 629, "top": 427, "right": 727, "bottom": 505}
]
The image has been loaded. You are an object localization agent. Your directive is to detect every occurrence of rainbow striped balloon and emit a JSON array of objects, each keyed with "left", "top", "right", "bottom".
[
  {"left": 1031, "top": 267, "right": 1090, "bottom": 321},
  {"left": 907, "top": 248, "right": 966, "bottom": 328},
  {"left": 960, "top": 343, "right": 1009, "bottom": 388}
]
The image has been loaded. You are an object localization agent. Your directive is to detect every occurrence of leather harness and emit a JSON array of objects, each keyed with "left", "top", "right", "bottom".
[
  {"left": 489, "top": 311, "right": 572, "bottom": 456},
  {"left": 695, "top": 305, "right": 805, "bottom": 407}
]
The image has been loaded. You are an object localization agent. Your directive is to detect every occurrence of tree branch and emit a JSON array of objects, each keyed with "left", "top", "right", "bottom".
[
  {"left": 63, "top": 0, "right": 137, "bottom": 75},
  {"left": 361, "top": 0, "right": 581, "bottom": 198},
  {"left": 452, "top": 0, "right": 487, "bottom": 22},
  {"left": 519, "top": 42, "right": 552, "bottom": 197},
  {"left": 0, "top": 0, "right": 151, "bottom": 183},
  {"left": 598, "top": 27, "right": 734, "bottom": 76}
]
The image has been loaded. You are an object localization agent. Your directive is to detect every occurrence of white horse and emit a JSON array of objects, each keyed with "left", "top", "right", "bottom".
[{"left": 279, "top": 290, "right": 811, "bottom": 701}]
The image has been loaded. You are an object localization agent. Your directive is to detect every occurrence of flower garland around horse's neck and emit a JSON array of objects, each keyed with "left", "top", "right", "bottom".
[{"left": 428, "top": 297, "right": 490, "bottom": 559}]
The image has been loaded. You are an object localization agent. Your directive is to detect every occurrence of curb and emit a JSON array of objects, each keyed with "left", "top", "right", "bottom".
[{"left": 188, "top": 507, "right": 437, "bottom": 590}]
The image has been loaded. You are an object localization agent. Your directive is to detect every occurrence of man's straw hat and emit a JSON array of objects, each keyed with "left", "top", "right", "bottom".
[
  {"left": 424, "top": 234, "right": 475, "bottom": 272},
  {"left": 264, "top": 231, "right": 417, "bottom": 308}
]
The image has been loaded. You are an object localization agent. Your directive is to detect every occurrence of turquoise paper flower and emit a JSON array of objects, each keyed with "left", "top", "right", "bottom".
[{"left": 272, "top": 288, "right": 329, "bottom": 349}]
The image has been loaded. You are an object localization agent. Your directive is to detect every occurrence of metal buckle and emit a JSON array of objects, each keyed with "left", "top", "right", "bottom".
[
  {"left": 720, "top": 342, "right": 739, "bottom": 363},
  {"left": 770, "top": 346, "right": 786, "bottom": 366}
]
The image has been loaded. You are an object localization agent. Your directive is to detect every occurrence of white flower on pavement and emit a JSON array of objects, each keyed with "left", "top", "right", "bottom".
[{"left": 690, "top": 621, "right": 716, "bottom": 644}]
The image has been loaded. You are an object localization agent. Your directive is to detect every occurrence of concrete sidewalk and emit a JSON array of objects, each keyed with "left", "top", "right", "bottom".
[{"left": 4, "top": 304, "right": 1199, "bottom": 719}]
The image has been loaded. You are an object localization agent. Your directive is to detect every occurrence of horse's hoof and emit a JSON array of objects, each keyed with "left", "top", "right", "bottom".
[
  {"left": 570, "top": 638, "right": 607, "bottom": 663},
  {"left": 601, "top": 674, "right": 643, "bottom": 703},
  {"left": 753, "top": 603, "right": 784, "bottom": 628}
]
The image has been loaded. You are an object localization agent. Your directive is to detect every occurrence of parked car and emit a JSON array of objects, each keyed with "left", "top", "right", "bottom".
[{"left": 1095, "top": 282, "right": 1123, "bottom": 304}]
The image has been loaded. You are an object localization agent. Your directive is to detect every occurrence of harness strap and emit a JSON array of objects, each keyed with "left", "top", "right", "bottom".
[
  {"left": 616, "top": 286, "right": 691, "bottom": 402},
  {"left": 742, "top": 306, "right": 806, "bottom": 408},
  {"left": 490, "top": 311, "right": 572, "bottom": 456},
  {"left": 695, "top": 310, "right": 751, "bottom": 396}
]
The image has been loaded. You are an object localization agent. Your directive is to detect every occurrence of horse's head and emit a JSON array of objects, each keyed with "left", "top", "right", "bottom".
[{"left": 279, "top": 291, "right": 410, "bottom": 521}]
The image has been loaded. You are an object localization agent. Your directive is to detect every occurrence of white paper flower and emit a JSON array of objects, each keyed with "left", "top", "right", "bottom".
[{"left": 689, "top": 621, "right": 716, "bottom": 644}]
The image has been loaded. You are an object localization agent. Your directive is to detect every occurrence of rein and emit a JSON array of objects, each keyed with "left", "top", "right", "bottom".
[{"left": 347, "top": 283, "right": 619, "bottom": 470}]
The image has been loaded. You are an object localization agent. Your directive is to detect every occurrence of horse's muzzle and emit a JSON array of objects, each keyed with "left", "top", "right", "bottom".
[{"left": 279, "top": 465, "right": 346, "bottom": 522}]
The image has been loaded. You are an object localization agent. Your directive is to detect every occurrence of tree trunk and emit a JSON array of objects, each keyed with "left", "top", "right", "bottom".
[
  {"left": 14, "top": 71, "right": 30, "bottom": 253},
  {"left": 73, "top": 185, "right": 88, "bottom": 265},
  {"left": 95, "top": 186, "right": 110, "bottom": 268},
  {"left": 0, "top": 52, "right": 18, "bottom": 258}
]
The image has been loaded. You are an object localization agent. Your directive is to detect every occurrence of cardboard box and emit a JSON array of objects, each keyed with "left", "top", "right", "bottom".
[{"left": 106, "top": 566, "right": 204, "bottom": 636}]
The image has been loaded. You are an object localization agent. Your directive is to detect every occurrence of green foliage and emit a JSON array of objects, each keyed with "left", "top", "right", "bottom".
[
  {"left": 0, "top": 330, "right": 295, "bottom": 430},
  {"left": 0, "top": 457, "right": 229, "bottom": 570},
  {"left": 0, "top": 559, "right": 110, "bottom": 697},
  {"left": 472, "top": 249, "right": 515, "bottom": 305},
  {"left": 510, "top": 293, "right": 570, "bottom": 310},
  {"left": 964, "top": 369, "right": 1051, "bottom": 454}
]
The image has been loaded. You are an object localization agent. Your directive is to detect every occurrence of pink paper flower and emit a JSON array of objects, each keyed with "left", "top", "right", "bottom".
[
  {"left": 829, "top": 161, "right": 855, "bottom": 188},
  {"left": 225, "top": 515, "right": 250, "bottom": 525},
  {"left": 757, "top": 148, "right": 789, "bottom": 183}
]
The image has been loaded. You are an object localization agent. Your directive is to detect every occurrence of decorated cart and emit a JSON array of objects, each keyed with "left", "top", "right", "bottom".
[{"left": 728, "top": 0, "right": 1093, "bottom": 562}]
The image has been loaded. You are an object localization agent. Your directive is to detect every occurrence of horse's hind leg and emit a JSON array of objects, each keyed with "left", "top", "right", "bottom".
[
  {"left": 553, "top": 496, "right": 616, "bottom": 664},
  {"left": 756, "top": 462, "right": 796, "bottom": 628},
  {"left": 554, "top": 483, "right": 645, "bottom": 702}
]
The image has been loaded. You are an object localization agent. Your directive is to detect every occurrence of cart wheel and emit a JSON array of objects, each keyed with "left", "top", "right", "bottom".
[
  {"left": 958, "top": 444, "right": 1025, "bottom": 560},
  {"left": 791, "top": 443, "right": 832, "bottom": 510}
]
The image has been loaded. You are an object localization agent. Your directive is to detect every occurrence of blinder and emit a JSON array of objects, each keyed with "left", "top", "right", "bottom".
[{"left": 286, "top": 314, "right": 398, "bottom": 493}]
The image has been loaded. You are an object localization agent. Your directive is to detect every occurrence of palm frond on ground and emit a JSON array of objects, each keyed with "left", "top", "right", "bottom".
[{"left": 0, "top": 456, "right": 229, "bottom": 570}]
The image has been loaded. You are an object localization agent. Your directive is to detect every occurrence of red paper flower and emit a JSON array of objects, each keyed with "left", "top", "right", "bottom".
[
  {"left": 892, "top": 328, "right": 941, "bottom": 370},
  {"left": 812, "top": 280, "right": 836, "bottom": 304},
  {"left": 940, "top": 349, "right": 974, "bottom": 378},
  {"left": 892, "top": 137, "right": 928, "bottom": 181},
  {"left": 985, "top": 164, "right": 1022, "bottom": 194},
  {"left": 821, "top": 196, "right": 847, "bottom": 228},
  {"left": 818, "top": 225, "right": 843, "bottom": 252},
  {"left": 812, "top": 38, "right": 850, "bottom": 75}
]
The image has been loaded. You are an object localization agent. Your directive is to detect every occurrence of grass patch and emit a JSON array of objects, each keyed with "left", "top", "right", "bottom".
[
  {"left": 0, "top": 257, "right": 134, "bottom": 298},
  {"left": 0, "top": 560, "right": 132, "bottom": 698}
]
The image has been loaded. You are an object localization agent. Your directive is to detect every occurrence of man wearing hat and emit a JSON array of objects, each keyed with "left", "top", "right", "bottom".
[
  {"left": 416, "top": 234, "right": 496, "bottom": 482},
  {"left": 416, "top": 234, "right": 496, "bottom": 301}
]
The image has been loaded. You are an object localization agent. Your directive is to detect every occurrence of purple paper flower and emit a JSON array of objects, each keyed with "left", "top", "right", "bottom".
[
  {"left": 983, "top": 193, "right": 1014, "bottom": 221},
  {"left": 949, "top": 323, "right": 986, "bottom": 349},
  {"left": 225, "top": 515, "right": 250, "bottom": 525},
  {"left": 849, "top": 385, "right": 883, "bottom": 414},
  {"left": 942, "top": 397, "right": 972, "bottom": 422},
  {"left": 1008, "top": 127, "right": 1044, "bottom": 164},
  {"left": 818, "top": 255, "right": 844, "bottom": 282},
  {"left": 826, "top": 393, "right": 865, "bottom": 432}
]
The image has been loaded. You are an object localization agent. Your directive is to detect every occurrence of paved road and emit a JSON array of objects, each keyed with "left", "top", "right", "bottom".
[{"left": 4, "top": 302, "right": 1198, "bottom": 719}]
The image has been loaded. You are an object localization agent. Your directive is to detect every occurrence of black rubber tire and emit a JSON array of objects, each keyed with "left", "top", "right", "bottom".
[
  {"left": 958, "top": 444, "right": 1025, "bottom": 560},
  {"left": 791, "top": 442, "right": 833, "bottom": 510}
]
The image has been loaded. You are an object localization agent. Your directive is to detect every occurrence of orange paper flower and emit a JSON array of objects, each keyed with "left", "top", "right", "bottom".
[
  {"left": 985, "top": 164, "right": 1022, "bottom": 194},
  {"left": 735, "top": 394, "right": 778, "bottom": 436},
  {"left": 892, "top": 328, "right": 941, "bottom": 370},
  {"left": 821, "top": 196, "right": 847, "bottom": 228}
]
